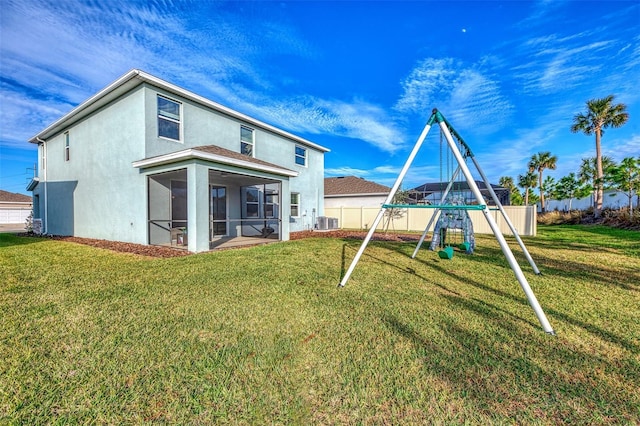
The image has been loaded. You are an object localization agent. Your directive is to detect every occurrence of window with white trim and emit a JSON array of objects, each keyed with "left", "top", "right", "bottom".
[
  {"left": 246, "top": 187, "right": 259, "bottom": 217},
  {"left": 158, "top": 95, "right": 181, "bottom": 141},
  {"left": 241, "top": 126, "right": 254, "bottom": 156},
  {"left": 265, "top": 186, "right": 279, "bottom": 218},
  {"left": 64, "top": 132, "right": 70, "bottom": 161},
  {"left": 295, "top": 145, "right": 307, "bottom": 166},
  {"left": 290, "top": 193, "right": 300, "bottom": 217}
]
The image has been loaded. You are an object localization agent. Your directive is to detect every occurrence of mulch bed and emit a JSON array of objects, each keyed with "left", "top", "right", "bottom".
[
  {"left": 16, "top": 233, "right": 191, "bottom": 258},
  {"left": 14, "top": 230, "right": 421, "bottom": 258}
]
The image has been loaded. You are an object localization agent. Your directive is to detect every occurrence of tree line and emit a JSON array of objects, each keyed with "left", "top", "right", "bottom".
[{"left": 498, "top": 95, "right": 638, "bottom": 217}]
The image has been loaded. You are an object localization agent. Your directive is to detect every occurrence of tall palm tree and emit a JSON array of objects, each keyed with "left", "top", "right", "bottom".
[
  {"left": 528, "top": 151, "right": 557, "bottom": 212},
  {"left": 571, "top": 95, "right": 629, "bottom": 217},
  {"left": 518, "top": 171, "right": 538, "bottom": 205},
  {"left": 578, "top": 156, "right": 615, "bottom": 208}
]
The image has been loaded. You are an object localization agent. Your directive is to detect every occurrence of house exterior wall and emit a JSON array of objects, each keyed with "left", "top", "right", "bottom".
[
  {"left": 141, "top": 84, "right": 323, "bottom": 233},
  {"left": 34, "top": 87, "right": 147, "bottom": 241}
]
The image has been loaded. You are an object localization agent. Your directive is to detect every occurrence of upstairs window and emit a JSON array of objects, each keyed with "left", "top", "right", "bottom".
[
  {"left": 241, "top": 126, "right": 254, "bottom": 156},
  {"left": 158, "top": 96, "right": 181, "bottom": 141},
  {"left": 290, "top": 193, "right": 300, "bottom": 217},
  {"left": 64, "top": 132, "right": 70, "bottom": 161},
  {"left": 295, "top": 145, "right": 307, "bottom": 166}
]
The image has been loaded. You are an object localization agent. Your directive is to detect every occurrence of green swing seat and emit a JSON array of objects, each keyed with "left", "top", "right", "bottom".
[{"left": 438, "top": 246, "right": 454, "bottom": 259}]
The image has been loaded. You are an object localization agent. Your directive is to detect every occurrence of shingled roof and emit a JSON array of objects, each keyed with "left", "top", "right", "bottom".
[
  {"left": 133, "top": 144, "right": 298, "bottom": 177},
  {"left": 0, "top": 190, "right": 32, "bottom": 203},
  {"left": 324, "top": 176, "right": 391, "bottom": 196}
]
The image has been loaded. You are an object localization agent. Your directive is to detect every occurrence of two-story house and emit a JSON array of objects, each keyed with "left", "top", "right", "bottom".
[{"left": 27, "top": 69, "right": 329, "bottom": 252}]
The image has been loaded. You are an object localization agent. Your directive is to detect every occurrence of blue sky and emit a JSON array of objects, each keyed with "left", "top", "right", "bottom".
[{"left": 1, "top": 0, "right": 639, "bottom": 196}]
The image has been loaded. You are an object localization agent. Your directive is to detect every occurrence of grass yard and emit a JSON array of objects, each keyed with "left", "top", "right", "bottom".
[{"left": 1, "top": 225, "right": 639, "bottom": 424}]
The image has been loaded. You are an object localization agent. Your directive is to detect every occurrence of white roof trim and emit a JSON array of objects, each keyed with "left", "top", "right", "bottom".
[
  {"left": 29, "top": 69, "right": 330, "bottom": 153},
  {"left": 132, "top": 149, "right": 299, "bottom": 178}
]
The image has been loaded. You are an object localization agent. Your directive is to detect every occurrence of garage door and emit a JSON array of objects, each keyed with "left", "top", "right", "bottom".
[{"left": 0, "top": 209, "right": 31, "bottom": 224}]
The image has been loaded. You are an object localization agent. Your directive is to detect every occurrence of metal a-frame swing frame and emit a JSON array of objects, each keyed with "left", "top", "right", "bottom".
[{"left": 338, "top": 108, "right": 555, "bottom": 335}]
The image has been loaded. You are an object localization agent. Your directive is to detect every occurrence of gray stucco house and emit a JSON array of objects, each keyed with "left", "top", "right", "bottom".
[{"left": 27, "top": 69, "right": 329, "bottom": 252}]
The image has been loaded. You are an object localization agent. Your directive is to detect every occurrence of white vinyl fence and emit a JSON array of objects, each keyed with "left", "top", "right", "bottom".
[{"left": 324, "top": 205, "right": 537, "bottom": 236}]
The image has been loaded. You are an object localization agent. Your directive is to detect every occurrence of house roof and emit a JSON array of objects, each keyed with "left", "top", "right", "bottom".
[
  {"left": 29, "top": 69, "right": 329, "bottom": 153},
  {"left": 0, "top": 190, "right": 32, "bottom": 203},
  {"left": 324, "top": 176, "right": 391, "bottom": 197},
  {"left": 412, "top": 180, "right": 507, "bottom": 193},
  {"left": 133, "top": 144, "right": 298, "bottom": 178}
]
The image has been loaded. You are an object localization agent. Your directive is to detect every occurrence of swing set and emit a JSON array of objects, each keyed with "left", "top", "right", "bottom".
[{"left": 339, "top": 109, "right": 555, "bottom": 335}]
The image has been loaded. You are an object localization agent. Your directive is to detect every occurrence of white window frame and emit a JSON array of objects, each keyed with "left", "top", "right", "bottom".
[
  {"left": 157, "top": 95, "right": 182, "bottom": 142},
  {"left": 295, "top": 145, "right": 307, "bottom": 167},
  {"left": 265, "top": 186, "right": 279, "bottom": 218},
  {"left": 241, "top": 126, "right": 254, "bottom": 157},
  {"left": 64, "top": 132, "right": 70, "bottom": 161},
  {"left": 245, "top": 187, "right": 260, "bottom": 218},
  {"left": 290, "top": 192, "right": 300, "bottom": 218}
]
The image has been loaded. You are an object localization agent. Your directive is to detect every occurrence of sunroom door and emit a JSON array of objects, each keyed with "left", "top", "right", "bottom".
[{"left": 210, "top": 185, "right": 227, "bottom": 238}]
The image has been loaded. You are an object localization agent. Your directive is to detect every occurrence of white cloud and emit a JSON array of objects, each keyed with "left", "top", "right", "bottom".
[
  {"left": 1, "top": 0, "right": 404, "bottom": 155},
  {"left": 395, "top": 58, "right": 513, "bottom": 134},
  {"left": 241, "top": 97, "right": 405, "bottom": 153},
  {"left": 394, "top": 58, "right": 458, "bottom": 113},
  {"left": 604, "top": 134, "right": 640, "bottom": 161}
]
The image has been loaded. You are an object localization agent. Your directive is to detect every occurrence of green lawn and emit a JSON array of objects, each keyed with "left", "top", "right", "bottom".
[{"left": 1, "top": 226, "right": 639, "bottom": 424}]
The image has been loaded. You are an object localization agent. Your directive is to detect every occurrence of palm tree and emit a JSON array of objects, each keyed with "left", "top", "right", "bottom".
[
  {"left": 528, "top": 151, "right": 557, "bottom": 212},
  {"left": 518, "top": 171, "right": 538, "bottom": 205},
  {"left": 578, "top": 156, "right": 615, "bottom": 208},
  {"left": 542, "top": 176, "right": 556, "bottom": 206},
  {"left": 571, "top": 95, "right": 629, "bottom": 217},
  {"left": 607, "top": 157, "right": 640, "bottom": 217},
  {"left": 499, "top": 176, "right": 523, "bottom": 205}
]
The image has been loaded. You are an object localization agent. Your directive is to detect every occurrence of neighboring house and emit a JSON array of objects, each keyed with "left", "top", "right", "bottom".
[
  {"left": 324, "top": 176, "right": 391, "bottom": 208},
  {"left": 0, "top": 190, "right": 32, "bottom": 224},
  {"left": 545, "top": 189, "right": 638, "bottom": 212},
  {"left": 410, "top": 180, "right": 510, "bottom": 206},
  {"left": 27, "top": 69, "right": 329, "bottom": 252}
]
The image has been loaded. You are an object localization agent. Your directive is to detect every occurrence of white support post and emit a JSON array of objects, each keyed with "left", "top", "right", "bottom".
[
  {"left": 440, "top": 122, "right": 554, "bottom": 334},
  {"left": 480, "top": 207, "right": 555, "bottom": 334},
  {"left": 339, "top": 117, "right": 436, "bottom": 287},
  {"left": 470, "top": 155, "right": 541, "bottom": 274}
]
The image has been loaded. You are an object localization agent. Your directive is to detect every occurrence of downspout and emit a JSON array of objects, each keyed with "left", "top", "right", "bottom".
[{"left": 36, "top": 137, "right": 48, "bottom": 234}]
